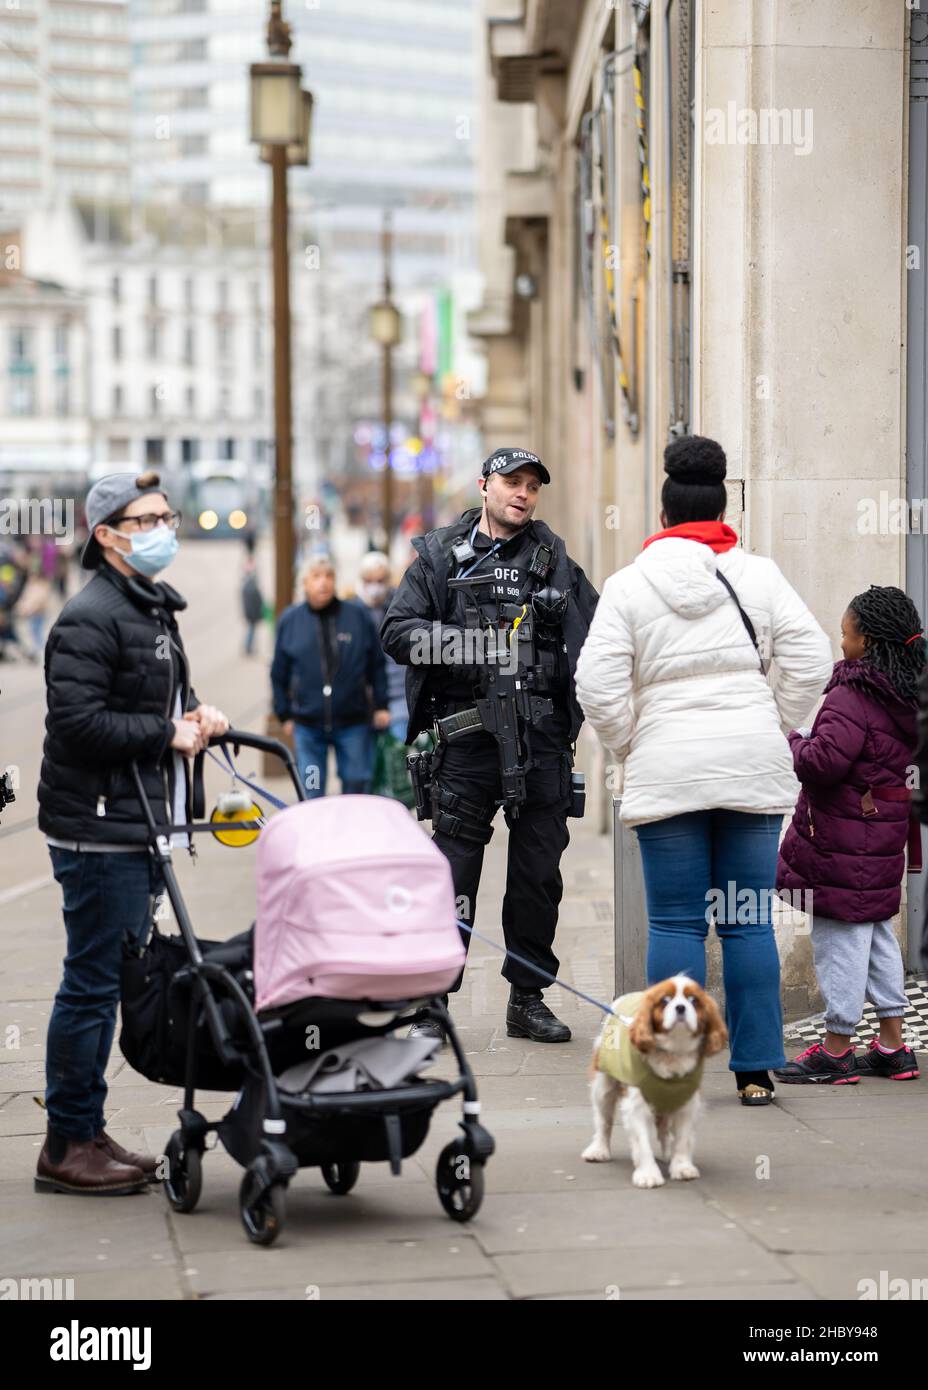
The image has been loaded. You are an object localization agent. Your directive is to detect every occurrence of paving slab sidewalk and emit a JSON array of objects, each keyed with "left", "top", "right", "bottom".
[
  {"left": 3, "top": 803, "right": 928, "bottom": 1302},
  {"left": 1, "top": 541, "right": 926, "bottom": 1300}
]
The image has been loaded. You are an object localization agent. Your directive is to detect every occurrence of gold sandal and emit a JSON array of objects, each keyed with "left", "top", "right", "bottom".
[{"left": 738, "top": 1083, "right": 774, "bottom": 1106}]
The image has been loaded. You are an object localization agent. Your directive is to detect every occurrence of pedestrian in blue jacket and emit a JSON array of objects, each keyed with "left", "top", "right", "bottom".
[{"left": 271, "top": 555, "right": 390, "bottom": 796}]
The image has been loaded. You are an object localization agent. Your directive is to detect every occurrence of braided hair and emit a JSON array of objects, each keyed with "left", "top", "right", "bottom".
[{"left": 847, "top": 585, "right": 926, "bottom": 701}]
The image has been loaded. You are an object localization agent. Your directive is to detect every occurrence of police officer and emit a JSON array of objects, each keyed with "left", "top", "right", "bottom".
[{"left": 381, "top": 448, "right": 599, "bottom": 1042}]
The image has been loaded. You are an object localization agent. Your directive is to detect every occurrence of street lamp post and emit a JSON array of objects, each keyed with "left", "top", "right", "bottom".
[
  {"left": 413, "top": 367, "right": 435, "bottom": 532},
  {"left": 249, "top": 1, "right": 310, "bottom": 618},
  {"left": 368, "top": 211, "right": 401, "bottom": 550},
  {"left": 270, "top": 142, "right": 293, "bottom": 618}
]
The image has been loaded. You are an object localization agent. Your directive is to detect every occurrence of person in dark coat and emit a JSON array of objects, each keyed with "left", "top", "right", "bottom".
[
  {"left": 37, "top": 470, "right": 229, "bottom": 1195},
  {"left": 241, "top": 554, "right": 264, "bottom": 656},
  {"left": 776, "top": 586, "right": 924, "bottom": 1084},
  {"left": 380, "top": 448, "right": 600, "bottom": 1044},
  {"left": 271, "top": 554, "right": 389, "bottom": 797}
]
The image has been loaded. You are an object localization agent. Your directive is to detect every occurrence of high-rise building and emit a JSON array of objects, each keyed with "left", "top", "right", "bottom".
[
  {"left": 0, "top": 0, "right": 130, "bottom": 215},
  {"left": 0, "top": 1, "right": 483, "bottom": 506},
  {"left": 129, "top": 0, "right": 477, "bottom": 284}
]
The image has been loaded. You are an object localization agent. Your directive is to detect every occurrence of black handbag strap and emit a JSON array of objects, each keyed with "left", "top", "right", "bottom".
[
  {"left": 716, "top": 570, "right": 766, "bottom": 675},
  {"left": 191, "top": 749, "right": 206, "bottom": 820}
]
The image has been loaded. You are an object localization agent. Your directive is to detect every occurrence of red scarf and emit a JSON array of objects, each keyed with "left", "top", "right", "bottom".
[{"left": 642, "top": 520, "right": 739, "bottom": 554}]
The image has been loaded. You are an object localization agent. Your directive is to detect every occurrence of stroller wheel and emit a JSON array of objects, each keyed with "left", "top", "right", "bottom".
[
  {"left": 436, "top": 1142, "right": 484, "bottom": 1223},
  {"left": 239, "top": 1171, "right": 287, "bottom": 1246},
  {"left": 321, "top": 1161, "right": 360, "bottom": 1195},
  {"left": 163, "top": 1130, "right": 202, "bottom": 1214}
]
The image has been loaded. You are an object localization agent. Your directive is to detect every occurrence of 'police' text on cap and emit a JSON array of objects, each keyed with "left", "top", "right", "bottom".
[{"left": 480, "top": 448, "right": 550, "bottom": 485}]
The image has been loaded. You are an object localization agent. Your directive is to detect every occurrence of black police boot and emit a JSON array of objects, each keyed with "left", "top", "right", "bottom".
[{"left": 506, "top": 987, "right": 571, "bottom": 1043}]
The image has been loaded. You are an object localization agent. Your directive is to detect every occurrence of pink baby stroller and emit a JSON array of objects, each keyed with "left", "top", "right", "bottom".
[{"left": 121, "top": 730, "right": 494, "bottom": 1246}]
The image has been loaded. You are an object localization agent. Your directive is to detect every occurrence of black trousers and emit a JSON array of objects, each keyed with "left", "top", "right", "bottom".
[{"left": 431, "top": 733, "right": 572, "bottom": 992}]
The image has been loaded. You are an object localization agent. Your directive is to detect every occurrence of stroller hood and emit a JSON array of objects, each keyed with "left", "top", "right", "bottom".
[{"left": 254, "top": 795, "right": 465, "bottom": 1010}]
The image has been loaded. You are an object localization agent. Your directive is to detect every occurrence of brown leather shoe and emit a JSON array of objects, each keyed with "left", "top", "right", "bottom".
[
  {"left": 35, "top": 1134, "right": 147, "bottom": 1196},
  {"left": 95, "top": 1130, "right": 161, "bottom": 1183}
]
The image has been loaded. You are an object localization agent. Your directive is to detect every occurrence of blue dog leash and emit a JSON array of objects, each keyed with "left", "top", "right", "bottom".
[
  {"left": 206, "top": 744, "right": 290, "bottom": 811},
  {"left": 456, "top": 920, "right": 618, "bottom": 1018},
  {"left": 455, "top": 924, "right": 705, "bottom": 1021}
]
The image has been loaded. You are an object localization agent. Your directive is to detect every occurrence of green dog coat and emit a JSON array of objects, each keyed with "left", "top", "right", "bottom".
[{"left": 598, "top": 991, "right": 703, "bottom": 1114}]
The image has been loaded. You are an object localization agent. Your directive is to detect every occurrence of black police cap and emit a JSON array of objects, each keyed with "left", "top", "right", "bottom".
[{"left": 481, "top": 448, "right": 550, "bottom": 485}]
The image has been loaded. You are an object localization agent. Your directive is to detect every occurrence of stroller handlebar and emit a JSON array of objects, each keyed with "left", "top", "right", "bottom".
[
  {"left": 202, "top": 727, "right": 306, "bottom": 809},
  {"left": 208, "top": 728, "right": 294, "bottom": 763},
  {"left": 128, "top": 723, "right": 306, "bottom": 842}
]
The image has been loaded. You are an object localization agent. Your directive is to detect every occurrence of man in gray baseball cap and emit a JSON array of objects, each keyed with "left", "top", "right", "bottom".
[
  {"left": 81, "top": 469, "right": 169, "bottom": 570},
  {"left": 36, "top": 468, "right": 230, "bottom": 1197}
]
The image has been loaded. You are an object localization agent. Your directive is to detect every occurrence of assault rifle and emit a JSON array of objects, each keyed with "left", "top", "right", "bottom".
[{"left": 436, "top": 571, "right": 554, "bottom": 816}]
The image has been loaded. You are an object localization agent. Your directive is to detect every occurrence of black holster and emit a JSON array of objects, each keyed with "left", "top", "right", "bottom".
[{"left": 406, "top": 749, "right": 434, "bottom": 822}]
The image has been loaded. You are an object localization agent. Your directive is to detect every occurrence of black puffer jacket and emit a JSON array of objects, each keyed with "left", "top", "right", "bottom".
[{"left": 37, "top": 563, "right": 198, "bottom": 846}]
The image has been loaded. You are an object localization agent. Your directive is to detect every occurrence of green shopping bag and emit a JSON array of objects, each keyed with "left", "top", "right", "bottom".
[{"left": 371, "top": 731, "right": 416, "bottom": 809}]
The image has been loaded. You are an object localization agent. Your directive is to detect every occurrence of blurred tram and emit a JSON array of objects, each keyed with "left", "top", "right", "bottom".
[{"left": 180, "top": 461, "right": 266, "bottom": 540}]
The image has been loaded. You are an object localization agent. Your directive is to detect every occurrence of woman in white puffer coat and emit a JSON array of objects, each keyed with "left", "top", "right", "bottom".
[{"left": 575, "top": 436, "right": 832, "bottom": 1105}]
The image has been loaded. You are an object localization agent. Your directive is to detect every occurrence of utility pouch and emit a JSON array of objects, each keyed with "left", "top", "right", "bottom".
[{"left": 568, "top": 770, "right": 586, "bottom": 819}]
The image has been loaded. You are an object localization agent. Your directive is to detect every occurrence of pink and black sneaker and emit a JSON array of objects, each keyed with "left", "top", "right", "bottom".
[
  {"left": 773, "top": 1043, "right": 859, "bottom": 1085},
  {"left": 854, "top": 1039, "right": 920, "bottom": 1081}
]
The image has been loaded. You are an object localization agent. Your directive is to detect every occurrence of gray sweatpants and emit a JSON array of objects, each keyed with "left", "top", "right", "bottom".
[{"left": 811, "top": 915, "right": 908, "bottom": 1035}]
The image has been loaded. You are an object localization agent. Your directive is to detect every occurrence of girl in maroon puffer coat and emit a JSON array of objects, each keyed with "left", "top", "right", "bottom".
[{"left": 776, "top": 586, "right": 924, "bottom": 1085}]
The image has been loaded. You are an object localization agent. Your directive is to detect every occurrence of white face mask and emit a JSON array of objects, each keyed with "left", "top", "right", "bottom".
[
  {"left": 358, "top": 579, "right": 389, "bottom": 606},
  {"left": 109, "top": 524, "right": 178, "bottom": 577}
]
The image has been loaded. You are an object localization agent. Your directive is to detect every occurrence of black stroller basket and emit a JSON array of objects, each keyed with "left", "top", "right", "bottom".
[{"left": 120, "top": 729, "right": 494, "bottom": 1246}]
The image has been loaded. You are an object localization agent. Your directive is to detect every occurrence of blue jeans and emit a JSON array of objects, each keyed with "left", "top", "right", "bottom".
[
  {"left": 45, "top": 847, "right": 164, "bottom": 1140},
  {"left": 635, "top": 810, "right": 785, "bottom": 1071},
  {"left": 293, "top": 722, "right": 373, "bottom": 798}
]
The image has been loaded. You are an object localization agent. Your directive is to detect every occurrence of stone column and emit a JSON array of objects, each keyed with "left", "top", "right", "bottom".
[
  {"left": 692, "top": 0, "right": 909, "bottom": 1013},
  {"left": 694, "top": 0, "right": 907, "bottom": 629}
]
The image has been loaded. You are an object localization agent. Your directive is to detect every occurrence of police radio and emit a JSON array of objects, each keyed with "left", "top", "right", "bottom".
[{"left": 527, "top": 541, "right": 554, "bottom": 580}]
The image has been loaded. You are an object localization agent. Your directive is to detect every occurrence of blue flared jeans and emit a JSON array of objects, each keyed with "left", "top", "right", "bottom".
[{"left": 635, "top": 809, "right": 786, "bottom": 1071}]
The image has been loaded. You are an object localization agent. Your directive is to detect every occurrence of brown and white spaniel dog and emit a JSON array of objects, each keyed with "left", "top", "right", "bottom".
[{"left": 581, "top": 975, "right": 728, "bottom": 1188}]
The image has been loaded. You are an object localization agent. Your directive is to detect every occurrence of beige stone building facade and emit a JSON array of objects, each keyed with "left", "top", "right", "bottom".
[{"left": 471, "top": 0, "right": 927, "bottom": 1012}]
